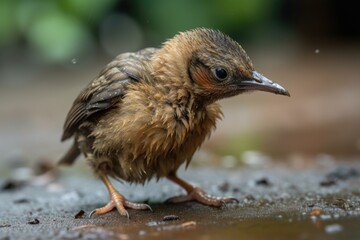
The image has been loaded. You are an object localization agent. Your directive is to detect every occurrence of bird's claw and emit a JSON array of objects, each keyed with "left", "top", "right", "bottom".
[
  {"left": 89, "top": 193, "right": 151, "bottom": 218},
  {"left": 88, "top": 207, "right": 129, "bottom": 219},
  {"left": 124, "top": 200, "right": 153, "bottom": 212},
  {"left": 166, "top": 187, "right": 238, "bottom": 207}
]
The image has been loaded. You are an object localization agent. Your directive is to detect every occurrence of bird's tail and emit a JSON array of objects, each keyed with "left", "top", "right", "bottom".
[{"left": 58, "top": 141, "right": 80, "bottom": 165}]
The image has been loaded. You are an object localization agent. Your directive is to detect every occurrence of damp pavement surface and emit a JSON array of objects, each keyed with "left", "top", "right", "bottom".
[
  {"left": 1, "top": 160, "right": 360, "bottom": 240},
  {"left": 1, "top": 49, "right": 360, "bottom": 239}
]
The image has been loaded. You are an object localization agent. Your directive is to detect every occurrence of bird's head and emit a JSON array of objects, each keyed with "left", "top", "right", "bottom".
[{"left": 155, "top": 28, "right": 289, "bottom": 104}]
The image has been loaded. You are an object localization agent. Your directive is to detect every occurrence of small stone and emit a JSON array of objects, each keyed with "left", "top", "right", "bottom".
[
  {"left": 27, "top": 218, "right": 40, "bottom": 225},
  {"left": 255, "top": 178, "right": 272, "bottom": 187},
  {"left": 163, "top": 215, "right": 180, "bottom": 221},
  {"left": 332, "top": 198, "right": 350, "bottom": 210},
  {"left": 74, "top": 210, "right": 85, "bottom": 219},
  {"left": 319, "top": 179, "right": 337, "bottom": 187},
  {"left": 244, "top": 194, "right": 255, "bottom": 203},
  {"left": 0, "top": 224, "right": 11, "bottom": 228}
]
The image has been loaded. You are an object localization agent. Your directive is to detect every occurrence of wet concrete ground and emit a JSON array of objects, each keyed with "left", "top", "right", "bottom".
[
  {"left": 1, "top": 45, "right": 360, "bottom": 239},
  {"left": 1, "top": 159, "right": 360, "bottom": 240}
]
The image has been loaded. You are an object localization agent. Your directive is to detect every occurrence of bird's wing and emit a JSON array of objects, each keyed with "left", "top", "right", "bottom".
[{"left": 61, "top": 48, "right": 157, "bottom": 141}]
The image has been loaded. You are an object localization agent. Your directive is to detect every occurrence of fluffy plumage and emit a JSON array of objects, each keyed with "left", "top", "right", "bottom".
[{"left": 59, "top": 28, "right": 289, "bottom": 217}]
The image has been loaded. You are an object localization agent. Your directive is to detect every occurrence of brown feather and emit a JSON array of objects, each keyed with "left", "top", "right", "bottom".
[{"left": 58, "top": 141, "right": 80, "bottom": 165}]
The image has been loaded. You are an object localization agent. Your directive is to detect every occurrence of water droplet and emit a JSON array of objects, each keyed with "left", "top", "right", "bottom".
[
  {"left": 71, "top": 58, "right": 77, "bottom": 64},
  {"left": 315, "top": 49, "right": 320, "bottom": 54},
  {"left": 138, "top": 230, "right": 146, "bottom": 236},
  {"left": 320, "top": 214, "right": 332, "bottom": 220},
  {"left": 325, "top": 223, "right": 343, "bottom": 234}
]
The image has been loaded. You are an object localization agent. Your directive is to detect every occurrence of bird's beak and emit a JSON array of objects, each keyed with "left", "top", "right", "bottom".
[{"left": 239, "top": 71, "right": 290, "bottom": 96}]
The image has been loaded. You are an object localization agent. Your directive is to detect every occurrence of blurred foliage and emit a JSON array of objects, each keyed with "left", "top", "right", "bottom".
[
  {"left": 0, "top": 0, "right": 116, "bottom": 63},
  {"left": 0, "top": 0, "right": 281, "bottom": 64},
  {"left": 1, "top": 0, "right": 358, "bottom": 64},
  {"left": 133, "top": 0, "right": 281, "bottom": 41}
]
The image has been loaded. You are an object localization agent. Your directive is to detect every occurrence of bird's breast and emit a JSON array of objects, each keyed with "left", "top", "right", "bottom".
[{"left": 91, "top": 84, "right": 222, "bottom": 182}]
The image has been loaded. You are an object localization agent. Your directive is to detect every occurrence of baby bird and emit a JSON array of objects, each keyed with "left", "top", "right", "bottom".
[{"left": 59, "top": 28, "right": 289, "bottom": 218}]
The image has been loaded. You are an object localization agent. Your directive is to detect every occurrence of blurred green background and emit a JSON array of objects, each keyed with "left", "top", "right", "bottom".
[
  {"left": 1, "top": 0, "right": 285, "bottom": 64},
  {"left": 2, "top": 0, "right": 358, "bottom": 65},
  {"left": 0, "top": 0, "right": 359, "bottom": 166}
]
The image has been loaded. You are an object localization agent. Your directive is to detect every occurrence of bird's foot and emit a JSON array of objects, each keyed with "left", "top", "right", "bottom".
[
  {"left": 90, "top": 191, "right": 152, "bottom": 218},
  {"left": 166, "top": 187, "right": 238, "bottom": 207}
]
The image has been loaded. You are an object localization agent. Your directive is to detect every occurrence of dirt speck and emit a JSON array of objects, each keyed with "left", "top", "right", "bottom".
[
  {"left": 163, "top": 215, "right": 180, "bottom": 221},
  {"left": 0, "top": 224, "right": 11, "bottom": 228},
  {"left": 319, "top": 179, "right": 337, "bottom": 187},
  {"left": 255, "top": 178, "right": 272, "bottom": 186},
  {"left": 27, "top": 218, "right": 40, "bottom": 225},
  {"left": 74, "top": 210, "right": 85, "bottom": 219},
  {"left": 1, "top": 180, "right": 23, "bottom": 191}
]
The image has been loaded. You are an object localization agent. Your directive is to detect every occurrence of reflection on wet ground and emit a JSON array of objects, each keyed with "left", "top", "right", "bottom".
[{"left": 1, "top": 160, "right": 360, "bottom": 239}]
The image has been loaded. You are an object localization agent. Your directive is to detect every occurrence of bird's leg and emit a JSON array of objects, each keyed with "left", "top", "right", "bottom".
[
  {"left": 166, "top": 172, "right": 238, "bottom": 207},
  {"left": 90, "top": 174, "right": 152, "bottom": 218}
]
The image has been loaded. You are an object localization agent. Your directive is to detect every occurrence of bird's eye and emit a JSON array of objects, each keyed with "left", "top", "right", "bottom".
[{"left": 213, "top": 67, "right": 228, "bottom": 80}]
